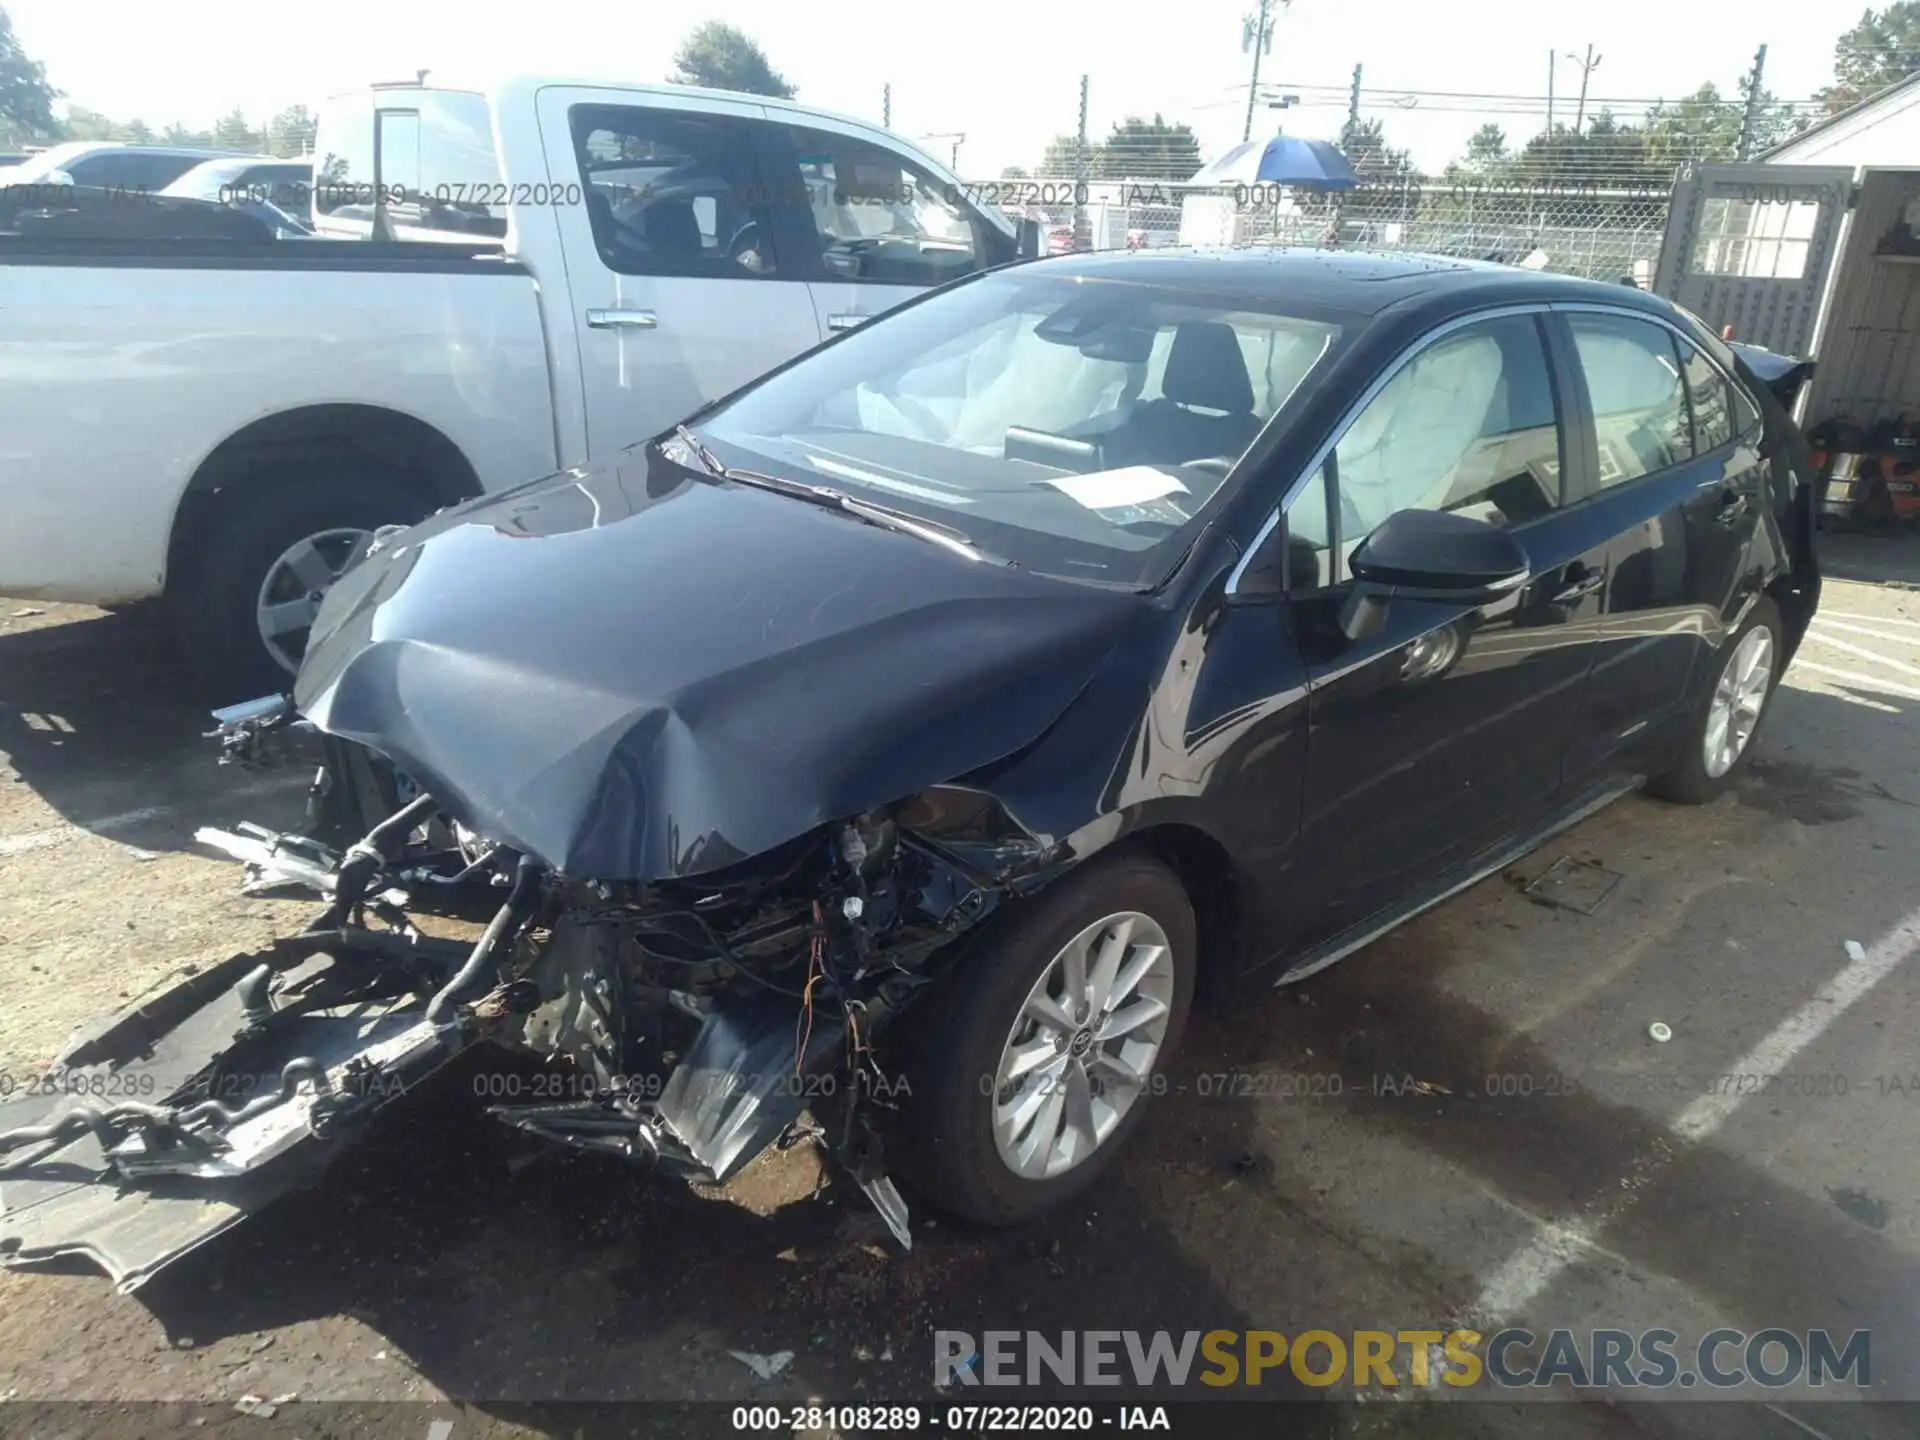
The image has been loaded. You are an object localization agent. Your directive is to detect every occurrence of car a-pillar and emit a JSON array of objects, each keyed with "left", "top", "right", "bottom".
[{"left": 164, "top": 404, "right": 481, "bottom": 698}]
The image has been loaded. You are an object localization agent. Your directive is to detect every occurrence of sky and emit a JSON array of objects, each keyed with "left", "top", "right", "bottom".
[{"left": 8, "top": 0, "right": 1859, "bottom": 175}]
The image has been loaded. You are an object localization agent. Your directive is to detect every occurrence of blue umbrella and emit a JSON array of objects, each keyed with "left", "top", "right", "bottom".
[{"left": 1187, "top": 136, "right": 1358, "bottom": 190}]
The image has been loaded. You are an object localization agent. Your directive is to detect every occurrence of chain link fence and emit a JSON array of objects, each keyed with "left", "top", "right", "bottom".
[{"left": 970, "top": 167, "right": 1675, "bottom": 285}]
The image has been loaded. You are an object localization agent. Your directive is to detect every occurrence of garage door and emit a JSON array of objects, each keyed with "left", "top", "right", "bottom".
[{"left": 1653, "top": 163, "right": 1853, "bottom": 357}]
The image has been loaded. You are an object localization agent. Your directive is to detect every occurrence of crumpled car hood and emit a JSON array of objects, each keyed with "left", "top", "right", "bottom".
[{"left": 295, "top": 449, "right": 1141, "bottom": 880}]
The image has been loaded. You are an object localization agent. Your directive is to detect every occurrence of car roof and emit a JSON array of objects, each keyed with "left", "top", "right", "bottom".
[
  {"left": 1026, "top": 247, "right": 1679, "bottom": 324},
  {"left": 170, "top": 155, "right": 307, "bottom": 179},
  {"left": 52, "top": 143, "right": 253, "bottom": 160}
]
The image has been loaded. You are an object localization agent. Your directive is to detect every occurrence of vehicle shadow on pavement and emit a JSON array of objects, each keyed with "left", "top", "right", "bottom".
[{"left": 0, "top": 606, "right": 307, "bottom": 852}]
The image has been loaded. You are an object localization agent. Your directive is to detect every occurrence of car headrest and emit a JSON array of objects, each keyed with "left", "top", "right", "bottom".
[
  {"left": 1162, "top": 320, "right": 1255, "bottom": 414},
  {"left": 643, "top": 198, "right": 702, "bottom": 262}
]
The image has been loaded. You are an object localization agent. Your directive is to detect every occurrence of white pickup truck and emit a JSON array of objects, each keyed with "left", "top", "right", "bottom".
[{"left": 0, "top": 76, "right": 1030, "bottom": 689}]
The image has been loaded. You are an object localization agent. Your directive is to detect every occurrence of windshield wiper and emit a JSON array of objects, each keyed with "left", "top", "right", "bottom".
[{"left": 672, "top": 426, "right": 994, "bottom": 564}]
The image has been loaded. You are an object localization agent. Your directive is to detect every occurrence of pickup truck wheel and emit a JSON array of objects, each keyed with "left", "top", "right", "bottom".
[
  {"left": 893, "top": 853, "right": 1195, "bottom": 1226},
  {"left": 171, "top": 472, "right": 432, "bottom": 697}
]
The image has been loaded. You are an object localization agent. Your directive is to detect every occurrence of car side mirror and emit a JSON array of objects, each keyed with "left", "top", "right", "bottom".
[
  {"left": 1016, "top": 217, "right": 1042, "bottom": 260},
  {"left": 1337, "top": 508, "right": 1531, "bottom": 641}
]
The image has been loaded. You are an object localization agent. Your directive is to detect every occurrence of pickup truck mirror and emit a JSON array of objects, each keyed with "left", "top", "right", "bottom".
[{"left": 1017, "top": 217, "right": 1042, "bottom": 261}]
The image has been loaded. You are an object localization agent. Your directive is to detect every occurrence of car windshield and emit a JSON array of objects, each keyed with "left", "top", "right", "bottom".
[{"left": 693, "top": 270, "right": 1342, "bottom": 587}]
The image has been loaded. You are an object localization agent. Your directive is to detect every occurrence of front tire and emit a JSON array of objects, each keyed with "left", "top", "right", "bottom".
[
  {"left": 896, "top": 852, "right": 1196, "bottom": 1225},
  {"left": 1647, "top": 596, "right": 1783, "bottom": 805},
  {"left": 169, "top": 468, "right": 433, "bottom": 699}
]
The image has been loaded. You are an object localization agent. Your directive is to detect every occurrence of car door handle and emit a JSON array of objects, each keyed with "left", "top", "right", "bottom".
[
  {"left": 1714, "top": 493, "right": 1750, "bottom": 527},
  {"left": 1550, "top": 571, "right": 1605, "bottom": 605},
  {"left": 586, "top": 308, "right": 658, "bottom": 330},
  {"left": 826, "top": 313, "right": 868, "bottom": 331}
]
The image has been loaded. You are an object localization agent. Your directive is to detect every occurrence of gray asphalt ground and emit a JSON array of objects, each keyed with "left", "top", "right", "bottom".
[{"left": 0, "top": 531, "right": 1915, "bottom": 1439}]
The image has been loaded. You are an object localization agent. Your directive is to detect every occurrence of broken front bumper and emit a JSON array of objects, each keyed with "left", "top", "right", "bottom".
[{"left": 0, "top": 942, "right": 480, "bottom": 1290}]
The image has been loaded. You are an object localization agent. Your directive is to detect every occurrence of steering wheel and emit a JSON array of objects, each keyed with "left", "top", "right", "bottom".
[{"left": 726, "top": 219, "right": 767, "bottom": 270}]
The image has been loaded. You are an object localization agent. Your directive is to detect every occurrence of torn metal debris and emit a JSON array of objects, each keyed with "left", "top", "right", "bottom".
[{"left": 2, "top": 701, "right": 1053, "bottom": 1286}]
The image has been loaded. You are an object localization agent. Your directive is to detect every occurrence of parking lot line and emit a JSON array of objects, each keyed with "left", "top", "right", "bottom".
[
  {"left": 1672, "top": 905, "right": 1920, "bottom": 1141},
  {"left": 1809, "top": 615, "right": 1920, "bottom": 646},
  {"left": 1473, "top": 899, "right": 1920, "bottom": 1324},
  {"left": 1790, "top": 659, "right": 1920, "bottom": 702},
  {"left": 1819, "top": 608, "right": 1920, "bottom": 630},
  {"left": 0, "top": 778, "right": 306, "bottom": 858},
  {"left": 1804, "top": 626, "right": 1920, "bottom": 679}
]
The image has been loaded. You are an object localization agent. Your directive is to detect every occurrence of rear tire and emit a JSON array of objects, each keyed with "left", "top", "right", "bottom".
[
  {"left": 168, "top": 468, "right": 433, "bottom": 701},
  {"left": 1646, "top": 596, "right": 1783, "bottom": 805},
  {"left": 893, "top": 852, "right": 1196, "bottom": 1226}
]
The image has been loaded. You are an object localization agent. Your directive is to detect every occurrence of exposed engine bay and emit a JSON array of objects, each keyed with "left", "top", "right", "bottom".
[{"left": 0, "top": 696, "right": 1057, "bottom": 1290}]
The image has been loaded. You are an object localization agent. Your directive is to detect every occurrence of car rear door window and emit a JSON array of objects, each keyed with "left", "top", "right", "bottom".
[
  {"left": 782, "top": 126, "right": 980, "bottom": 287},
  {"left": 1568, "top": 313, "right": 1692, "bottom": 487},
  {"left": 571, "top": 105, "right": 778, "bottom": 279},
  {"left": 1319, "top": 313, "right": 1565, "bottom": 578},
  {"left": 1676, "top": 340, "right": 1734, "bottom": 453}
]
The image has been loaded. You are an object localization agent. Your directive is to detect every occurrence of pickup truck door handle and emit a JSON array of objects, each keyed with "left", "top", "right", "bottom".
[
  {"left": 1550, "top": 569, "right": 1605, "bottom": 606},
  {"left": 826, "top": 313, "right": 867, "bottom": 332},
  {"left": 586, "top": 308, "right": 658, "bottom": 330}
]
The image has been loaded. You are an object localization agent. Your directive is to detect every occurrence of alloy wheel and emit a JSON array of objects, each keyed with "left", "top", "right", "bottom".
[
  {"left": 990, "top": 911, "right": 1175, "bottom": 1181},
  {"left": 1703, "top": 624, "right": 1774, "bottom": 779},
  {"left": 254, "top": 527, "right": 374, "bottom": 674}
]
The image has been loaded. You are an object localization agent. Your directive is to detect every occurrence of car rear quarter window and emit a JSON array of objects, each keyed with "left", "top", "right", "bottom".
[
  {"left": 1567, "top": 313, "right": 1693, "bottom": 488},
  {"left": 1676, "top": 340, "right": 1734, "bottom": 453}
]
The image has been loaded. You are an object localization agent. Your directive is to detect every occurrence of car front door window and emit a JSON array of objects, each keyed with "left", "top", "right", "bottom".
[
  {"left": 1296, "top": 313, "right": 1565, "bottom": 583},
  {"left": 572, "top": 106, "right": 778, "bottom": 279},
  {"left": 786, "top": 127, "right": 980, "bottom": 287}
]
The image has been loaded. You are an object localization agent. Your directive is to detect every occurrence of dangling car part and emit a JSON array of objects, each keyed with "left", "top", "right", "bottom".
[
  {"left": 3, "top": 251, "right": 1822, "bottom": 1292},
  {"left": 0, "top": 772, "right": 1061, "bottom": 1286}
]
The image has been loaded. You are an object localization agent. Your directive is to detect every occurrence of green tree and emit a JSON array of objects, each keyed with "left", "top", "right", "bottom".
[
  {"left": 212, "top": 107, "right": 263, "bottom": 152},
  {"left": 60, "top": 104, "right": 120, "bottom": 141},
  {"left": 1039, "top": 132, "right": 1100, "bottom": 178},
  {"left": 999, "top": 165, "right": 1030, "bottom": 179},
  {"left": 1095, "top": 114, "right": 1201, "bottom": 181},
  {"left": 0, "top": 5, "right": 57, "bottom": 145},
  {"left": 122, "top": 118, "right": 153, "bottom": 145},
  {"left": 668, "top": 22, "right": 794, "bottom": 98},
  {"left": 163, "top": 121, "right": 214, "bottom": 149},
  {"left": 267, "top": 104, "right": 315, "bottom": 157},
  {"left": 1820, "top": 2, "right": 1920, "bottom": 112},
  {"left": 1338, "top": 116, "right": 1412, "bottom": 186},
  {"left": 1464, "top": 122, "right": 1508, "bottom": 170}
]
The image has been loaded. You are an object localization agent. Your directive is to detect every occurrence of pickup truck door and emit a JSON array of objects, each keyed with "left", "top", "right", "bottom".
[
  {"left": 535, "top": 86, "right": 823, "bottom": 458},
  {"left": 751, "top": 119, "right": 1012, "bottom": 339}
]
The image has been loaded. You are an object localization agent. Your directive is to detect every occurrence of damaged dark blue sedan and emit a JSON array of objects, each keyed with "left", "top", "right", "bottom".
[{"left": 0, "top": 250, "right": 1821, "bottom": 1287}]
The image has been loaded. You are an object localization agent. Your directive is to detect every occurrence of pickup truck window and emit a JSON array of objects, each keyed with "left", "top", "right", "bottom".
[
  {"left": 313, "top": 90, "right": 508, "bottom": 239},
  {"left": 569, "top": 105, "right": 779, "bottom": 280},
  {"left": 781, "top": 126, "right": 981, "bottom": 288}
]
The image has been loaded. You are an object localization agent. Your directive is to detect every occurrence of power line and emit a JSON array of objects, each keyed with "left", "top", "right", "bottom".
[{"left": 1268, "top": 82, "right": 1837, "bottom": 109}]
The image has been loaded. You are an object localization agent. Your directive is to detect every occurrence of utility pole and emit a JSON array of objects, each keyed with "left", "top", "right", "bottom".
[
  {"left": 1737, "top": 43, "right": 1769, "bottom": 159},
  {"left": 1546, "top": 52, "right": 1555, "bottom": 132},
  {"left": 1566, "top": 44, "right": 1601, "bottom": 135},
  {"left": 882, "top": 83, "right": 891, "bottom": 128},
  {"left": 1074, "top": 74, "right": 1091, "bottom": 250},
  {"left": 1241, "top": 0, "right": 1278, "bottom": 143}
]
